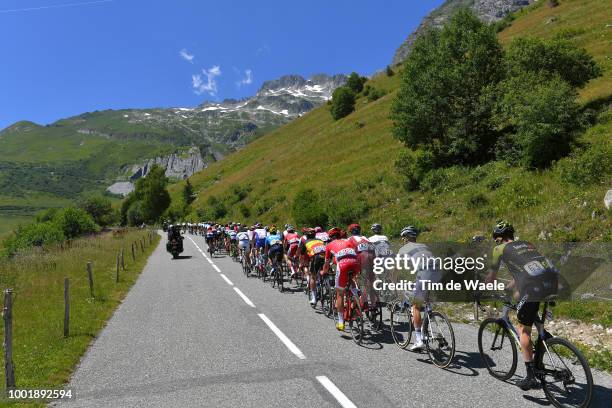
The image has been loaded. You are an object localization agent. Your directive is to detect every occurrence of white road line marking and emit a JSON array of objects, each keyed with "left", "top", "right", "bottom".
[
  {"left": 219, "top": 273, "right": 233, "bottom": 286},
  {"left": 234, "top": 287, "right": 256, "bottom": 308},
  {"left": 258, "top": 313, "right": 306, "bottom": 360},
  {"left": 212, "top": 264, "right": 221, "bottom": 273},
  {"left": 316, "top": 376, "right": 357, "bottom": 408}
]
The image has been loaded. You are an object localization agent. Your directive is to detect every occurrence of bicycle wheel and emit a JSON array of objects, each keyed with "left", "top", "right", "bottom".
[
  {"left": 423, "top": 311, "right": 455, "bottom": 369},
  {"left": 325, "top": 287, "right": 336, "bottom": 318},
  {"left": 539, "top": 337, "right": 593, "bottom": 408},
  {"left": 478, "top": 317, "right": 517, "bottom": 380},
  {"left": 319, "top": 282, "right": 328, "bottom": 312},
  {"left": 389, "top": 300, "right": 412, "bottom": 349},
  {"left": 270, "top": 266, "right": 276, "bottom": 288},
  {"left": 348, "top": 292, "right": 364, "bottom": 345},
  {"left": 277, "top": 263, "right": 284, "bottom": 293},
  {"left": 365, "top": 302, "right": 383, "bottom": 332}
]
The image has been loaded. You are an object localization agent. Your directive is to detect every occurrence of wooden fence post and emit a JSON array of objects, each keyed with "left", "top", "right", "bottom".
[
  {"left": 121, "top": 247, "right": 125, "bottom": 271},
  {"left": 3, "top": 289, "right": 15, "bottom": 389},
  {"left": 115, "top": 252, "right": 120, "bottom": 283},
  {"left": 64, "top": 279, "right": 70, "bottom": 338},
  {"left": 140, "top": 239, "right": 144, "bottom": 252},
  {"left": 87, "top": 262, "right": 94, "bottom": 298},
  {"left": 131, "top": 243, "right": 135, "bottom": 261}
]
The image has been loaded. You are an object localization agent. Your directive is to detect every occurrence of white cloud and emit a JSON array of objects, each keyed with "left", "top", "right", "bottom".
[
  {"left": 255, "top": 44, "right": 271, "bottom": 56},
  {"left": 192, "top": 65, "right": 221, "bottom": 96},
  {"left": 179, "top": 48, "right": 194, "bottom": 63},
  {"left": 236, "top": 69, "right": 253, "bottom": 88}
]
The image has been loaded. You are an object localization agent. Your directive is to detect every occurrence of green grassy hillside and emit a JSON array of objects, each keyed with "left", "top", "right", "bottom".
[
  {"left": 174, "top": 0, "right": 611, "bottom": 243},
  {"left": 0, "top": 121, "right": 175, "bottom": 234}
]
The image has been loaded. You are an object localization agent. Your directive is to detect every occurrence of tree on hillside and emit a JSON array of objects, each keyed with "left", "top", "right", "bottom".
[
  {"left": 134, "top": 165, "right": 171, "bottom": 223},
  {"left": 121, "top": 165, "right": 170, "bottom": 225},
  {"left": 494, "top": 73, "right": 580, "bottom": 168},
  {"left": 505, "top": 37, "right": 601, "bottom": 88},
  {"left": 330, "top": 87, "right": 356, "bottom": 120},
  {"left": 183, "top": 179, "right": 195, "bottom": 206},
  {"left": 386, "top": 65, "right": 394, "bottom": 76},
  {"left": 346, "top": 72, "right": 367, "bottom": 94},
  {"left": 54, "top": 207, "right": 100, "bottom": 238},
  {"left": 78, "top": 195, "right": 114, "bottom": 226},
  {"left": 391, "top": 9, "right": 504, "bottom": 167},
  {"left": 390, "top": 8, "right": 601, "bottom": 186}
]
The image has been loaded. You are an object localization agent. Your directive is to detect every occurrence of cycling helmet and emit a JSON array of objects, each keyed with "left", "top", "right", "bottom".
[
  {"left": 400, "top": 226, "right": 419, "bottom": 239},
  {"left": 347, "top": 223, "right": 361, "bottom": 235},
  {"left": 304, "top": 227, "right": 316, "bottom": 238},
  {"left": 492, "top": 220, "right": 514, "bottom": 240},
  {"left": 328, "top": 227, "right": 342, "bottom": 240},
  {"left": 284, "top": 224, "right": 289, "bottom": 229},
  {"left": 287, "top": 224, "right": 295, "bottom": 232},
  {"left": 270, "top": 226, "right": 278, "bottom": 235},
  {"left": 314, "top": 226, "right": 323, "bottom": 233},
  {"left": 371, "top": 223, "right": 382, "bottom": 234}
]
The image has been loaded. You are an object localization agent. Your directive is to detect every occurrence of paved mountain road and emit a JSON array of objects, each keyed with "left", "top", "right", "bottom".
[{"left": 56, "top": 233, "right": 612, "bottom": 408}]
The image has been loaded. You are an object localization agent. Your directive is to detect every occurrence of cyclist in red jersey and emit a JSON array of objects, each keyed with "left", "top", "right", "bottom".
[
  {"left": 283, "top": 225, "right": 300, "bottom": 277},
  {"left": 322, "top": 227, "right": 360, "bottom": 332},
  {"left": 347, "top": 223, "right": 378, "bottom": 307}
]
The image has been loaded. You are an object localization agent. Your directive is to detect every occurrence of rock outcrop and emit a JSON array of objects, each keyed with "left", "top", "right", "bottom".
[
  {"left": 392, "top": 0, "right": 533, "bottom": 66},
  {"left": 106, "top": 147, "right": 206, "bottom": 196},
  {"left": 130, "top": 146, "right": 205, "bottom": 181}
]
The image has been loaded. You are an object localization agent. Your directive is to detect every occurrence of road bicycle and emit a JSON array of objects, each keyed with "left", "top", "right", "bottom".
[
  {"left": 256, "top": 253, "right": 266, "bottom": 280},
  {"left": 268, "top": 254, "right": 284, "bottom": 292},
  {"left": 389, "top": 292, "right": 456, "bottom": 368},
  {"left": 478, "top": 294, "right": 593, "bottom": 408},
  {"left": 331, "top": 271, "right": 365, "bottom": 345},
  {"left": 241, "top": 249, "right": 251, "bottom": 277},
  {"left": 207, "top": 239, "right": 216, "bottom": 257},
  {"left": 322, "top": 264, "right": 337, "bottom": 319},
  {"left": 230, "top": 242, "right": 239, "bottom": 262}
]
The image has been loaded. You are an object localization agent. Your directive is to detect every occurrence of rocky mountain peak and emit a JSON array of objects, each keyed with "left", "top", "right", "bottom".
[{"left": 392, "top": 0, "right": 534, "bottom": 66}]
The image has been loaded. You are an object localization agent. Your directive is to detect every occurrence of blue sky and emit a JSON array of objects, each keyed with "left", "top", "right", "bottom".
[{"left": 0, "top": 0, "right": 443, "bottom": 129}]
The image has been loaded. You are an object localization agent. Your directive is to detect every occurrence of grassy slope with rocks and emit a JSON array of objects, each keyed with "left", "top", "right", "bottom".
[{"left": 174, "top": 0, "right": 610, "bottom": 244}]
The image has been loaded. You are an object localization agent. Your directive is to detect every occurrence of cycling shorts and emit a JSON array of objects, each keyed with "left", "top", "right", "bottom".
[
  {"left": 310, "top": 254, "right": 325, "bottom": 275},
  {"left": 335, "top": 258, "right": 360, "bottom": 289},
  {"left": 287, "top": 243, "right": 299, "bottom": 258},
  {"left": 517, "top": 297, "right": 540, "bottom": 327},
  {"left": 255, "top": 238, "right": 266, "bottom": 249},
  {"left": 268, "top": 244, "right": 283, "bottom": 262},
  {"left": 238, "top": 241, "right": 250, "bottom": 250}
]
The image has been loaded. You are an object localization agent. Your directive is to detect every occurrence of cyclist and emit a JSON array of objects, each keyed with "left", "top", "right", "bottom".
[
  {"left": 315, "top": 226, "right": 330, "bottom": 244},
  {"left": 252, "top": 223, "right": 268, "bottom": 268},
  {"left": 205, "top": 224, "right": 215, "bottom": 248},
  {"left": 368, "top": 223, "right": 393, "bottom": 257},
  {"left": 347, "top": 223, "right": 378, "bottom": 307},
  {"left": 228, "top": 225, "right": 238, "bottom": 256},
  {"left": 237, "top": 226, "right": 251, "bottom": 265},
  {"left": 283, "top": 225, "right": 301, "bottom": 277},
  {"left": 322, "top": 227, "right": 360, "bottom": 332},
  {"left": 485, "top": 221, "right": 559, "bottom": 391},
  {"left": 299, "top": 228, "right": 326, "bottom": 305},
  {"left": 265, "top": 226, "right": 284, "bottom": 277},
  {"left": 397, "top": 226, "right": 442, "bottom": 352}
]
